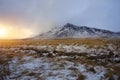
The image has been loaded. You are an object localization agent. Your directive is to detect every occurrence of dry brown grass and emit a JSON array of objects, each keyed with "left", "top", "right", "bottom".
[
  {"left": 0, "top": 38, "right": 120, "bottom": 47},
  {"left": 68, "top": 67, "right": 78, "bottom": 71},
  {"left": 77, "top": 73, "right": 86, "bottom": 80},
  {"left": 104, "top": 66, "right": 120, "bottom": 80}
]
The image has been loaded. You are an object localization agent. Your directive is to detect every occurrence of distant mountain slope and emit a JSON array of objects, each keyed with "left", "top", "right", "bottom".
[{"left": 33, "top": 23, "right": 120, "bottom": 39}]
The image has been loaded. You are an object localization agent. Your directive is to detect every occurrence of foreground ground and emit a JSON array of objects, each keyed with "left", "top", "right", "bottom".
[{"left": 0, "top": 39, "right": 120, "bottom": 80}]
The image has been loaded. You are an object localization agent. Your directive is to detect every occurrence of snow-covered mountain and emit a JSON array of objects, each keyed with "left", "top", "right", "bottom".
[{"left": 33, "top": 23, "right": 120, "bottom": 39}]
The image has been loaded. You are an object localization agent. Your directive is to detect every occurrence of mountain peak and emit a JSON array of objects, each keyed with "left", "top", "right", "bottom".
[
  {"left": 63, "top": 23, "right": 76, "bottom": 29},
  {"left": 64, "top": 23, "right": 74, "bottom": 27},
  {"left": 64, "top": 23, "right": 90, "bottom": 29},
  {"left": 33, "top": 23, "right": 120, "bottom": 39}
]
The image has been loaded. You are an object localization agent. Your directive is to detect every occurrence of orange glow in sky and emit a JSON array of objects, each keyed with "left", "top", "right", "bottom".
[
  {"left": 0, "top": 24, "right": 34, "bottom": 39},
  {"left": 0, "top": 27, "right": 8, "bottom": 35}
]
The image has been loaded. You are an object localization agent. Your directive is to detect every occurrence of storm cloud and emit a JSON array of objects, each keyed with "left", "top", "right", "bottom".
[{"left": 0, "top": 0, "right": 120, "bottom": 36}]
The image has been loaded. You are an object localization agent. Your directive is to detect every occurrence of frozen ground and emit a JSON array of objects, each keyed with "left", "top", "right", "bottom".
[{"left": 0, "top": 44, "right": 120, "bottom": 80}]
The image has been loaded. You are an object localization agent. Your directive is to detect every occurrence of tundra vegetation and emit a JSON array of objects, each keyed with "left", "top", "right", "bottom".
[{"left": 0, "top": 38, "right": 120, "bottom": 80}]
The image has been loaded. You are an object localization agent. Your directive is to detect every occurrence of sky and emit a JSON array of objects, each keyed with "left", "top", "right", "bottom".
[{"left": 0, "top": 0, "right": 120, "bottom": 38}]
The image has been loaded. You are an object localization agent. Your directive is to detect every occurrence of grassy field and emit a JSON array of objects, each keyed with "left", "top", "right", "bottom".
[
  {"left": 0, "top": 38, "right": 120, "bottom": 47},
  {"left": 0, "top": 38, "right": 120, "bottom": 80}
]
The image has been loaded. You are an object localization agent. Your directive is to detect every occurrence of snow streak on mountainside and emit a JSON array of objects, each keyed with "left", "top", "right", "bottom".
[{"left": 33, "top": 23, "right": 120, "bottom": 39}]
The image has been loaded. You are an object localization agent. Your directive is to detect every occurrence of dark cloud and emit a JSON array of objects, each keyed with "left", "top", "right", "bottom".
[{"left": 0, "top": 0, "right": 120, "bottom": 36}]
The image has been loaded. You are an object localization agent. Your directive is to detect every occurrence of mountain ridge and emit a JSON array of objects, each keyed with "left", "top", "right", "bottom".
[{"left": 33, "top": 23, "right": 120, "bottom": 39}]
